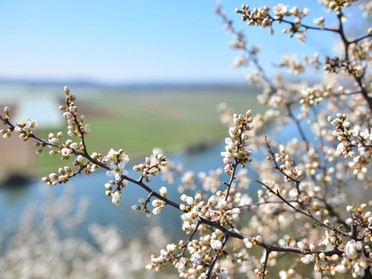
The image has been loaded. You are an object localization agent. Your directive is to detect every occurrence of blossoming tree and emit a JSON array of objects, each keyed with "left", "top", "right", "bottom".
[{"left": 1, "top": 1, "right": 371, "bottom": 278}]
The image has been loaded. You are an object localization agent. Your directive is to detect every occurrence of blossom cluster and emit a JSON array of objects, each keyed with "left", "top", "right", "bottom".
[
  {"left": 133, "top": 149, "right": 167, "bottom": 182},
  {"left": 328, "top": 114, "right": 371, "bottom": 180},
  {"left": 0, "top": 106, "right": 38, "bottom": 141},
  {"left": 272, "top": 144, "right": 305, "bottom": 182},
  {"left": 328, "top": 114, "right": 371, "bottom": 158},
  {"left": 147, "top": 189, "right": 248, "bottom": 277},
  {"left": 151, "top": 186, "right": 168, "bottom": 215},
  {"left": 279, "top": 53, "right": 320, "bottom": 75},
  {"left": 324, "top": 57, "right": 365, "bottom": 78},
  {"left": 235, "top": 4, "right": 311, "bottom": 43},
  {"left": 14, "top": 118, "right": 38, "bottom": 141},
  {"left": 103, "top": 148, "right": 129, "bottom": 205},
  {"left": 319, "top": 0, "right": 358, "bottom": 13},
  {"left": 59, "top": 86, "right": 91, "bottom": 138},
  {"left": 221, "top": 110, "right": 253, "bottom": 175}
]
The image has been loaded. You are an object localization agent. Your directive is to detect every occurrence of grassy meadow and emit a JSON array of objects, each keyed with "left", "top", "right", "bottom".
[{"left": 2, "top": 84, "right": 265, "bottom": 175}]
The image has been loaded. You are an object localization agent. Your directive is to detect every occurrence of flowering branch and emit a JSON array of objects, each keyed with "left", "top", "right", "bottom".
[{"left": 1, "top": 1, "right": 371, "bottom": 278}]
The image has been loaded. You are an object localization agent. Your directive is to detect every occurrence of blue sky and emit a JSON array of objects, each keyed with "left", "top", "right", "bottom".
[{"left": 0, "top": 1, "right": 363, "bottom": 84}]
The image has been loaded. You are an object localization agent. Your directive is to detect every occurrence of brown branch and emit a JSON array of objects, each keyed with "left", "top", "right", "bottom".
[
  {"left": 224, "top": 159, "right": 240, "bottom": 201},
  {"left": 261, "top": 249, "right": 270, "bottom": 279},
  {"left": 350, "top": 34, "right": 372, "bottom": 44},
  {"left": 254, "top": 179, "right": 348, "bottom": 237},
  {"left": 206, "top": 236, "right": 229, "bottom": 278},
  {"left": 286, "top": 103, "right": 310, "bottom": 151},
  {"left": 265, "top": 137, "right": 304, "bottom": 198},
  {"left": 267, "top": 13, "right": 338, "bottom": 33},
  {"left": 236, "top": 199, "right": 298, "bottom": 209},
  {"left": 335, "top": 13, "right": 372, "bottom": 112}
]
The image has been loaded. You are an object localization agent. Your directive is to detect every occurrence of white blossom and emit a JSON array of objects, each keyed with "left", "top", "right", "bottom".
[{"left": 112, "top": 191, "right": 121, "bottom": 206}]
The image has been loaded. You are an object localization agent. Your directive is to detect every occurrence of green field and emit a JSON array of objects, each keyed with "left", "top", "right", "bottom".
[{"left": 32, "top": 86, "right": 264, "bottom": 173}]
